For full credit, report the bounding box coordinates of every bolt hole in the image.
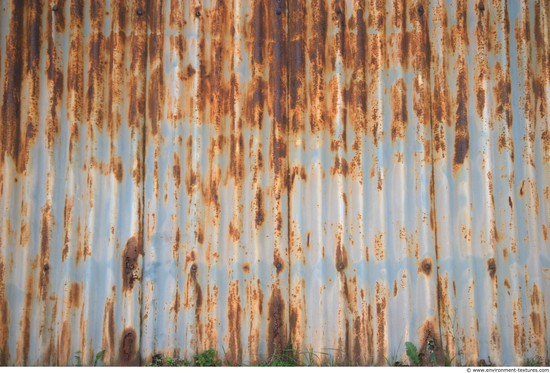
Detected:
[43,264,50,272]
[417,4,424,17]
[191,264,197,271]
[52,4,58,11]
[478,2,485,12]
[136,8,144,16]
[195,10,201,17]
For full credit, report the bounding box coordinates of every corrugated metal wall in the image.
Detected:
[0,0,548,366]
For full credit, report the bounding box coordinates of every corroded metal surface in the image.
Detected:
[0,0,147,365]
[0,0,549,367]
[140,0,289,365]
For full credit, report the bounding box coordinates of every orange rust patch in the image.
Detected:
[375,282,387,363]
[173,153,181,191]
[374,233,384,261]
[173,227,181,258]
[69,282,81,308]
[419,257,432,276]
[335,235,348,272]
[391,78,408,141]
[102,290,116,363]
[330,156,349,176]
[122,236,143,292]
[119,327,137,365]
[110,156,124,182]
[229,221,240,242]
[453,58,470,169]
[267,286,287,358]
[254,189,265,228]
[226,281,242,364]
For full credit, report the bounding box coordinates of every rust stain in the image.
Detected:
[391,78,408,142]
[335,234,348,272]
[102,289,116,364]
[453,58,470,169]
[375,282,386,364]
[419,257,432,276]
[119,327,138,365]
[487,258,496,279]
[62,197,73,262]
[39,204,51,300]
[122,236,143,292]
[267,286,287,358]
[226,281,242,364]
[374,233,384,261]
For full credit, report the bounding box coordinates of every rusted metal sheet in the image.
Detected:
[139,0,289,365]
[430,0,550,365]
[0,0,549,367]
[287,0,438,365]
[0,0,146,365]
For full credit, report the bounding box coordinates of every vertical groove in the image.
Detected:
[138,0,150,365]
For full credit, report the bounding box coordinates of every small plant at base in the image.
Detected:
[146,353,190,367]
[445,353,456,366]
[194,348,221,366]
[93,350,105,366]
[258,344,299,366]
[73,350,105,366]
[405,342,420,366]
[523,356,544,366]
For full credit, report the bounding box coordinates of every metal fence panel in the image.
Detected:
[139,0,289,365]
[430,0,550,365]
[0,0,146,365]
[0,0,548,367]
[287,0,438,365]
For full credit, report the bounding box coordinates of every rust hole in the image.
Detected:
[487,258,496,278]
[136,8,144,16]
[478,2,485,12]
[195,10,201,17]
[335,7,342,15]
[43,263,49,272]
[52,4,58,11]
[275,262,282,270]
[191,264,197,272]
[419,257,432,276]
[417,4,424,17]
[276,9,282,15]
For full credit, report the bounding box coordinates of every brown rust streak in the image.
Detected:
[267,286,287,358]
[308,0,328,133]
[226,281,242,364]
[122,236,143,292]
[391,78,408,142]
[102,288,116,364]
[62,197,73,262]
[1,0,40,174]
[119,327,138,365]
[39,204,52,300]
[86,1,106,130]
[453,55,470,169]
[147,1,164,136]
[375,282,387,364]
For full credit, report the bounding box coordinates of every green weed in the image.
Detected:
[405,341,420,366]
[193,348,221,367]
